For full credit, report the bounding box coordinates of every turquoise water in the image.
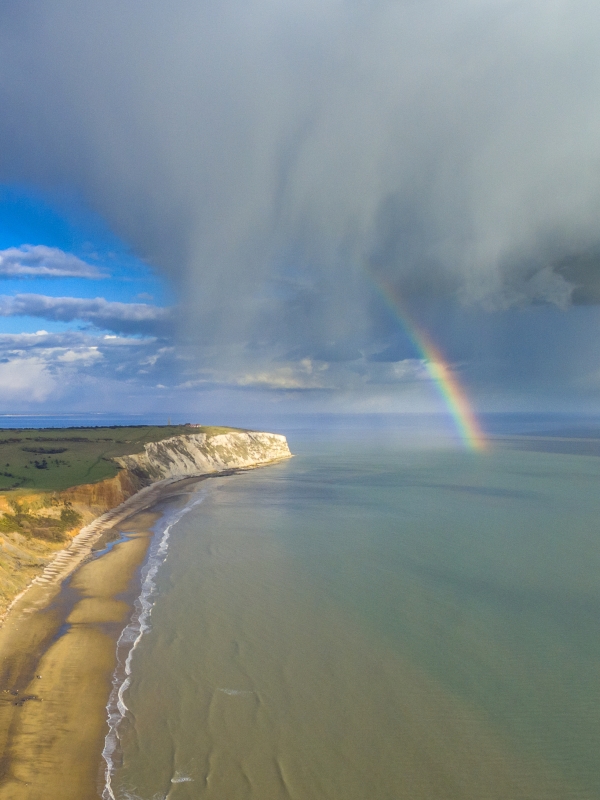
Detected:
[102,426,600,799]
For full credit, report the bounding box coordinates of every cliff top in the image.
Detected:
[0,424,246,494]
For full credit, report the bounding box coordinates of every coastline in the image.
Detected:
[0,430,292,797]
[0,456,291,629]
[0,474,207,799]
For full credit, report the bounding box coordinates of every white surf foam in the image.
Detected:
[171,772,194,783]
[101,490,206,800]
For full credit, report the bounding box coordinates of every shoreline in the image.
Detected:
[0,456,291,798]
[0,427,292,624]
[0,473,208,799]
[0,457,290,630]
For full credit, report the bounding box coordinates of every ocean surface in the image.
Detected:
[94,415,600,799]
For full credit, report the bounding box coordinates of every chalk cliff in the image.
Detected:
[0,430,291,616]
[113,430,291,482]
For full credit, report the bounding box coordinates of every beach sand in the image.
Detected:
[0,480,201,800]
[0,521,154,799]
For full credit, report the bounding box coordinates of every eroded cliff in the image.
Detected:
[113,431,291,482]
[0,429,291,615]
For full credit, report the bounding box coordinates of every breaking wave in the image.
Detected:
[101,490,206,800]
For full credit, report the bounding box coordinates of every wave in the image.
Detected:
[101,489,206,800]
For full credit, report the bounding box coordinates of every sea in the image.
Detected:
[6,412,600,799]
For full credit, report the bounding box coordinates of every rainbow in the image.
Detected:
[370,275,487,451]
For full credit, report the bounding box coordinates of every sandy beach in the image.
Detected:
[0,477,204,800]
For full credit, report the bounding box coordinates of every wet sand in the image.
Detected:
[0,479,202,800]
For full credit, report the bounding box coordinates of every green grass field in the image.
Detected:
[0,425,241,493]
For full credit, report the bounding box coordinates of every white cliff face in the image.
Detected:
[113,431,291,483]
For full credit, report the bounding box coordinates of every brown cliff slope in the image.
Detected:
[0,430,291,617]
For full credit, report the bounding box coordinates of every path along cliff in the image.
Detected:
[0,431,291,617]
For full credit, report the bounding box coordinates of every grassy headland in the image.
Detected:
[0,425,241,493]
[0,424,243,615]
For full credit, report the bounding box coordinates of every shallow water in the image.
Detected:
[103,425,600,799]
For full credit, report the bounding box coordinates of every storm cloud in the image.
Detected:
[0,0,599,406]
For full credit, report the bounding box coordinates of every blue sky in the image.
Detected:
[0,1,600,419]
[0,187,182,413]
[0,186,171,310]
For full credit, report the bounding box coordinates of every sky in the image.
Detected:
[0,0,600,421]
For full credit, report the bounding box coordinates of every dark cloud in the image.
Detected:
[1,4,599,303]
[0,294,172,336]
[555,252,600,305]
[0,1,600,408]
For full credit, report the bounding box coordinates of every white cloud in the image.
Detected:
[236,368,325,390]
[199,357,330,390]
[0,326,185,410]
[0,357,56,402]
[56,347,102,364]
[391,360,430,380]
[0,330,151,348]
[174,354,437,392]
[0,245,107,279]
[0,293,172,336]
